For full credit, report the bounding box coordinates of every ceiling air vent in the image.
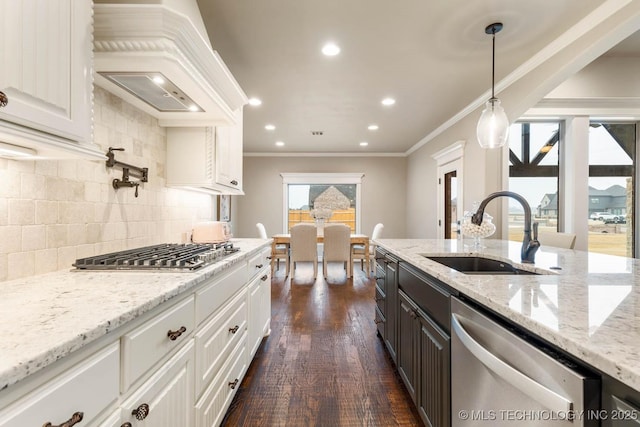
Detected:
[311,131,324,136]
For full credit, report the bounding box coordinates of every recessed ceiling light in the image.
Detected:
[152,76,165,85]
[248,97,262,106]
[381,98,396,106]
[368,124,379,131]
[188,105,199,112]
[359,142,369,147]
[322,43,340,56]
[265,124,276,131]
[275,141,285,147]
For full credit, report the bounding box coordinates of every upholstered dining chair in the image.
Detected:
[256,222,289,277]
[352,223,384,276]
[322,223,352,278]
[289,223,318,279]
[538,231,576,249]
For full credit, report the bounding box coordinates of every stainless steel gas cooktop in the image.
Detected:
[72,242,239,271]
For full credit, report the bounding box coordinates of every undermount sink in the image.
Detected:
[425,256,541,275]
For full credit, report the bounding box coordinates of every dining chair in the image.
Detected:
[322,223,352,278]
[256,223,289,276]
[538,231,576,249]
[289,223,318,279]
[352,223,384,276]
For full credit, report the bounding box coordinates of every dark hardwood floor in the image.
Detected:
[222,262,423,426]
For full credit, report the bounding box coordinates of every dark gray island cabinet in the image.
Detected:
[374,242,640,427]
[376,248,454,427]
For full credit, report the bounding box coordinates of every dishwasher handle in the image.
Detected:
[451,313,573,414]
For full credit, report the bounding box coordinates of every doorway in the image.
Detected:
[433,142,465,239]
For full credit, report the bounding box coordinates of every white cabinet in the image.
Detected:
[0,342,119,427]
[119,341,194,427]
[215,109,243,192]
[0,245,271,427]
[166,108,244,195]
[0,0,104,159]
[247,248,272,359]
[121,296,195,392]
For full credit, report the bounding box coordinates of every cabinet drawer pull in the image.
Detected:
[121,424,132,427]
[0,91,7,108]
[230,180,238,186]
[43,411,84,427]
[261,274,268,281]
[131,403,150,420]
[255,263,264,269]
[228,378,239,389]
[167,326,186,341]
[229,325,240,334]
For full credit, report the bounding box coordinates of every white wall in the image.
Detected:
[233,155,407,239]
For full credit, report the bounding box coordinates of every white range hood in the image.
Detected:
[93,0,247,127]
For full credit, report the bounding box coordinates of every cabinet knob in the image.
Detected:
[131,403,150,420]
[409,310,417,319]
[228,378,239,389]
[229,325,240,334]
[230,180,238,186]
[167,326,186,341]
[255,263,264,269]
[0,91,7,108]
[261,274,269,281]
[42,412,84,427]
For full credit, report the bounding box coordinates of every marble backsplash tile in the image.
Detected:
[0,87,214,282]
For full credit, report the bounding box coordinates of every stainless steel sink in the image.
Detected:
[424,256,541,275]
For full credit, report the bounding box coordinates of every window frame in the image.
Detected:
[280,173,364,233]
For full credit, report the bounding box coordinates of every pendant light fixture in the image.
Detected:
[477,22,509,149]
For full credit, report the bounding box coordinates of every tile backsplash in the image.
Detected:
[0,87,214,282]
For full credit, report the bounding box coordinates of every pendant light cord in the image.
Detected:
[491,28,496,100]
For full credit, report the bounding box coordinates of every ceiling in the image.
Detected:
[197,0,636,155]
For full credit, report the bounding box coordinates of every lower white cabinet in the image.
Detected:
[194,288,247,398]
[195,334,248,427]
[119,341,195,427]
[0,342,119,427]
[247,269,271,359]
[0,246,272,427]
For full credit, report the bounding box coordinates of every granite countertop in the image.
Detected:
[0,238,270,392]
[375,238,640,392]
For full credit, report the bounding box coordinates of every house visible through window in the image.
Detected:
[281,173,363,233]
[587,122,635,257]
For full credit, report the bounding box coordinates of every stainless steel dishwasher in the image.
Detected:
[451,297,600,426]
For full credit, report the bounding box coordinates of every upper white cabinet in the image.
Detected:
[0,0,104,159]
[215,109,243,192]
[166,109,244,195]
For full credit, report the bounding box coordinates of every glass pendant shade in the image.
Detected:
[476,98,509,149]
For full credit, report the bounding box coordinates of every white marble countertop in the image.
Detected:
[0,238,270,392]
[375,238,640,391]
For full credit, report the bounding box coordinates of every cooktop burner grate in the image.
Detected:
[72,243,239,271]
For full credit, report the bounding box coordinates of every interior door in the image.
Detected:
[436,156,463,239]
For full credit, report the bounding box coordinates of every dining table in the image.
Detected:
[271,233,370,274]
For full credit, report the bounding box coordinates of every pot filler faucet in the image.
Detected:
[471,191,540,264]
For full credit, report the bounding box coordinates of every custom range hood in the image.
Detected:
[93,0,247,127]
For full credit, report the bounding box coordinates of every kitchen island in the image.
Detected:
[0,238,271,426]
[375,238,640,393]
